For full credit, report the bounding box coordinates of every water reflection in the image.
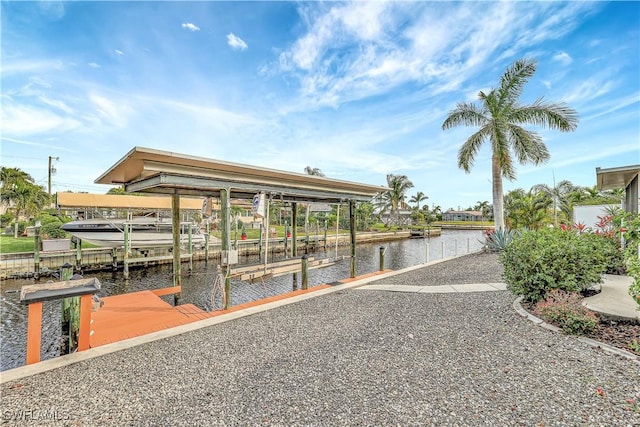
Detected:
[0,230,484,371]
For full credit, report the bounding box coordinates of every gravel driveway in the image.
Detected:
[2,253,639,426]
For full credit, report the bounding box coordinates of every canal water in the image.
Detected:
[0,230,485,371]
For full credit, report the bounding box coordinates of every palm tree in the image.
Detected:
[532,180,576,227]
[442,58,578,229]
[504,188,552,230]
[409,191,428,210]
[304,166,325,177]
[1,167,50,237]
[474,200,491,221]
[384,174,414,225]
[303,166,326,233]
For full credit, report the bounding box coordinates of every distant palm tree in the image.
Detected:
[442,58,578,229]
[409,191,428,210]
[304,166,325,177]
[384,174,414,225]
[474,200,491,221]
[303,166,326,232]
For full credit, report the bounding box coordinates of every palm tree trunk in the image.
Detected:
[492,156,505,230]
[13,210,20,238]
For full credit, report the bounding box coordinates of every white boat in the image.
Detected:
[61,218,207,248]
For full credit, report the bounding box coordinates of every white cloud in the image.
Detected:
[552,51,573,65]
[0,100,81,136]
[115,49,124,55]
[274,2,597,110]
[182,22,200,32]
[226,33,248,50]
[88,62,100,68]
[89,94,132,127]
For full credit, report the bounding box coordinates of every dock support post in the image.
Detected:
[123,223,130,280]
[349,200,356,278]
[188,224,193,273]
[33,222,41,279]
[111,247,118,271]
[291,202,298,289]
[204,222,210,262]
[379,246,385,271]
[220,188,231,309]
[258,223,263,261]
[284,221,289,259]
[75,238,82,270]
[171,193,181,305]
[26,302,43,364]
[61,263,79,354]
[301,254,309,290]
[425,242,430,264]
[324,221,328,251]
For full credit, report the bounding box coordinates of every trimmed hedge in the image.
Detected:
[500,228,621,302]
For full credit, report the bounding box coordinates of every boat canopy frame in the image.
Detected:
[94,147,388,307]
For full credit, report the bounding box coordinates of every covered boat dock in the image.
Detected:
[95,146,387,308]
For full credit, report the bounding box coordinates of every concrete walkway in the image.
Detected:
[357,282,507,293]
[583,274,639,321]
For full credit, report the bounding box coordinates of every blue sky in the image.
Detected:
[1,1,639,211]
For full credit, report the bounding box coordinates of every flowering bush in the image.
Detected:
[533,290,599,334]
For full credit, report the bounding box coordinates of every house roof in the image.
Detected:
[596,165,640,190]
[56,192,203,210]
[95,147,387,203]
[444,210,483,216]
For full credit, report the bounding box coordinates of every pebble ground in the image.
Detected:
[1,252,639,426]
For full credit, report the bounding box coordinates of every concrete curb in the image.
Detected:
[512,296,640,364]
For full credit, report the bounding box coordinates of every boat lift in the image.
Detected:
[94,147,388,309]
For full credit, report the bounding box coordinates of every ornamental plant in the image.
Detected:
[500,228,613,302]
[533,290,599,334]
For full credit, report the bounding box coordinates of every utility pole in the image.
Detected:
[48,156,59,195]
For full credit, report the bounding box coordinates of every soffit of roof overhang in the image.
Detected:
[95,147,387,203]
[596,165,640,191]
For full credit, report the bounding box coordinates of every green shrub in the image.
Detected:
[625,245,640,308]
[500,228,612,302]
[533,290,599,335]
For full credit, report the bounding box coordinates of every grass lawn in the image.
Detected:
[0,235,98,254]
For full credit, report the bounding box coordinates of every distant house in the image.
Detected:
[442,210,484,222]
[596,165,639,214]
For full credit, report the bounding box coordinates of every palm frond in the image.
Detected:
[511,100,579,131]
[507,125,549,165]
[457,126,490,172]
[442,102,488,130]
[497,58,537,105]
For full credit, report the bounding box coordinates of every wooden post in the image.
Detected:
[258,223,263,261]
[171,193,181,304]
[111,247,118,271]
[220,188,231,309]
[123,222,130,280]
[77,294,92,351]
[425,242,430,264]
[349,200,356,278]
[324,220,328,251]
[75,238,82,270]
[188,223,193,273]
[441,241,445,259]
[379,246,385,271]
[284,221,289,259]
[301,254,309,290]
[291,202,298,288]
[33,224,41,279]
[26,302,43,364]
[60,263,80,354]
[204,222,210,262]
